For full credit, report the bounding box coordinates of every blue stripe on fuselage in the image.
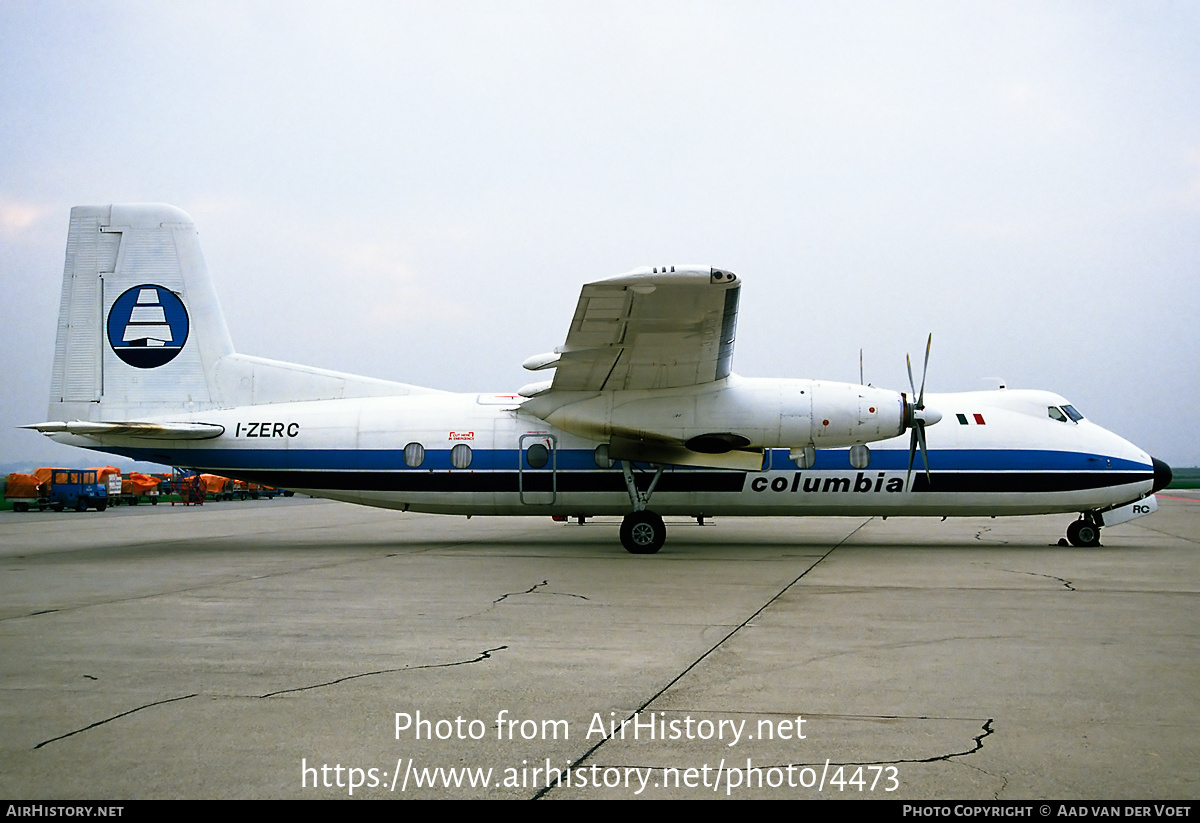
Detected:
[94,446,1151,474]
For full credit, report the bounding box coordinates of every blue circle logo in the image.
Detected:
[106,284,190,369]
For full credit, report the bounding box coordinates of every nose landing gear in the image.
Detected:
[1066,518,1101,547]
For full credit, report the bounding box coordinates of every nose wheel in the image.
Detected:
[1066,518,1101,547]
[620,510,666,554]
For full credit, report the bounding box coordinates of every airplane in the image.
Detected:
[24,204,1173,553]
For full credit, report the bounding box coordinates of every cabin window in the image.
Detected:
[450,443,473,469]
[1048,406,1068,422]
[403,442,425,468]
[525,443,549,469]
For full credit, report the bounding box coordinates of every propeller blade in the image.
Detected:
[906,427,918,491]
[905,422,933,492]
[904,334,934,491]
[918,334,931,405]
[917,420,930,480]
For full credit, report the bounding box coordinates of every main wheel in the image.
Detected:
[620,511,666,554]
[1066,519,1101,547]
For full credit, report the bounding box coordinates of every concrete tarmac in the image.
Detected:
[1,494,1197,799]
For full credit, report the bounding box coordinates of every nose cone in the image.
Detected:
[1152,457,1173,493]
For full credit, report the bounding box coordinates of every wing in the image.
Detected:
[535,266,740,392]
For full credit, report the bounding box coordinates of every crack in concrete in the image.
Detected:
[495,579,549,604]
[493,579,589,606]
[974,526,1007,544]
[33,693,198,750]
[259,645,508,697]
[1002,568,1075,591]
[916,717,995,764]
[33,646,507,748]
[540,717,997,797]
[599,717,996,773]
[460,579,590,620]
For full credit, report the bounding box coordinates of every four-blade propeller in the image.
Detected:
[904,334,942,491]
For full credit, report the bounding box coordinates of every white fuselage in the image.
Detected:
[56,387,1157,520]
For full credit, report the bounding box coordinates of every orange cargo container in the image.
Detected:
[5,473,45,511]
[117,472,162,504]
[199,474,232,499]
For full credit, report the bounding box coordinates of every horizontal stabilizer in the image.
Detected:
[22,420,225,440]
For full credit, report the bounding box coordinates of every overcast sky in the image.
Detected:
[2,1,1197,469]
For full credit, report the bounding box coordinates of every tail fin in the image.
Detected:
[50,205,234,421]
[47,204,436,425]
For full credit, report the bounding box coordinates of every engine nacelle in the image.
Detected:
[538,376,906,451]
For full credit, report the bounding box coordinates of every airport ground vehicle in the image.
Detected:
[42,468,108,512]
[5,468,110,512]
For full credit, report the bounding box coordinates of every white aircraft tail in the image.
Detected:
[48,204,435,424]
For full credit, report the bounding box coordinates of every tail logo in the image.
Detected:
[106,284,190,368]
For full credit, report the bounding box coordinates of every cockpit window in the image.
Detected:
[1048,406,1068,422]
[1062,405,1084,422]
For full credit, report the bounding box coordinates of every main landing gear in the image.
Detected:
[620,510,666,554]
[618,461,667,554]
[1065,517,1101,547]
